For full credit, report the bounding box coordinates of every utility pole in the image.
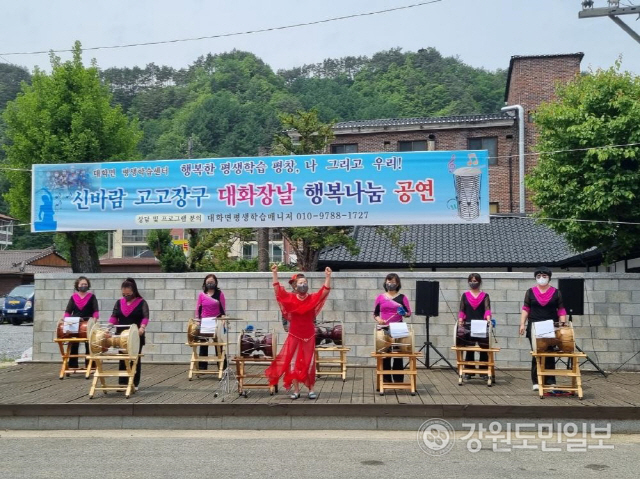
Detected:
[579,2,640,45]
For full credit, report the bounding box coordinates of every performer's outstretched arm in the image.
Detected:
[323,267,332,289]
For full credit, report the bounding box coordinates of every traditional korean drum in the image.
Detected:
[315,324,343,347]
[187,317,222,343]
[56,317,96,339]
[531,321,575,353]
[239,330,275,358]
[89,324,140,356]
[374,323,414,354]
[453,320,491,349]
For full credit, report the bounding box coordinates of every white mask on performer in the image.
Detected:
[536,277,549,286]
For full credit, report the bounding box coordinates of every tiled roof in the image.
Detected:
[0,247,71,274]
[333,113,514,130]
[318,217,589,268]
[100,258,159,266]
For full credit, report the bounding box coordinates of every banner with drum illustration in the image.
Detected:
[31,150,489,232]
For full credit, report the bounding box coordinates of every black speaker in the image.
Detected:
[415,281,439,317]
[558,278,584,316]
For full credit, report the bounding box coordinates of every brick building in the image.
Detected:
[329,53,584,214]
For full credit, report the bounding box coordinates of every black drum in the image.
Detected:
[315,324,343,346]
[240,332,274,357]
[454,320,490,349]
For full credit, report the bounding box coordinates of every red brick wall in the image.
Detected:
[506,55,582,211]
[332,125,520,213]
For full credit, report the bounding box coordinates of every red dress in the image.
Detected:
[265,283,330,389]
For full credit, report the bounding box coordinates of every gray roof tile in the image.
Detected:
[334,113,513,130]
[319,217,586,267]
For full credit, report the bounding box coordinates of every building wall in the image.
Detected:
[332,125,520,213]
[32,272,640,371]
[506,55,583,211]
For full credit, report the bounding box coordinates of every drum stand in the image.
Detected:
[315,346,349,381]
[417,315,456,371]
[563,315,607,377]
[186,339,227,380]
[211,319,239,402]
[54,337,94,379]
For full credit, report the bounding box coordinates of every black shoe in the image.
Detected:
[464,374,475,380]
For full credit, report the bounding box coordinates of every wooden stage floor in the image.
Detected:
[1,362,640,409]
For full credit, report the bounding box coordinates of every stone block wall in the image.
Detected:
[33,272,640,371]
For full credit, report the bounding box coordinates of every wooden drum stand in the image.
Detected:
[53,317,96,379]
[315,323,349,382]
[185,318,227,380]
[234,328,278,397]
[371,325,419,396]
[87,324,141,399]
[531,322,586,399]
[451,320,500,387]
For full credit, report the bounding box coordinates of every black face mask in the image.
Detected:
[296,284,308,294]
[206,282,216,290]
[386,282,398,291]
[78,286,89,293]
[123,294,134,301]
[468,282,480,290]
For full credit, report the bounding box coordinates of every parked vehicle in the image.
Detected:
[0,295,5,323]
[2,284,35,326]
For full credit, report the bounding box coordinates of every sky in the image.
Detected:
[1,0,639,75]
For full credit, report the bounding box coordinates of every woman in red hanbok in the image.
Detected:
[265,263,332,399]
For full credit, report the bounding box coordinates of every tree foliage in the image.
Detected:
[187,228,255,272]
[527,62,640,263]
[147,229,188,273]
[1,42,141,271]
[273,109,359,271]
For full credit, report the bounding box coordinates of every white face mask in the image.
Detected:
[536,277,549,286]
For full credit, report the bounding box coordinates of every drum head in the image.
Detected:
[86,318,96,340]
[375,328,391,353]
[127,325,140,356]
[187,318,198,343]
[89,326,111,355]
[263,333,273,358]
[556,324,575,353]
[331,324,343,346]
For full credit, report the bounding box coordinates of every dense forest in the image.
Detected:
[0,46,507,249]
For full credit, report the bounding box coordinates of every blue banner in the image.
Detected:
[31,150,489,232]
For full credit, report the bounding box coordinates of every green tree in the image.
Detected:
[1,42,141,272]
[527,62,640,263]
[187,228,254,272]
[0,63,31,111]
[146,229,188,272]
[272,109,358,271]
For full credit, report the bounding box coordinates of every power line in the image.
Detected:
[0,1,443,57]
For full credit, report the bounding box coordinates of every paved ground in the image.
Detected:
[1,430,638,478]
[0,323,32,361]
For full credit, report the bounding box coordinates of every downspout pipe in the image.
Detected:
[501,105,525,213]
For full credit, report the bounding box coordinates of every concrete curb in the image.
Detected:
[2,403,640,432]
